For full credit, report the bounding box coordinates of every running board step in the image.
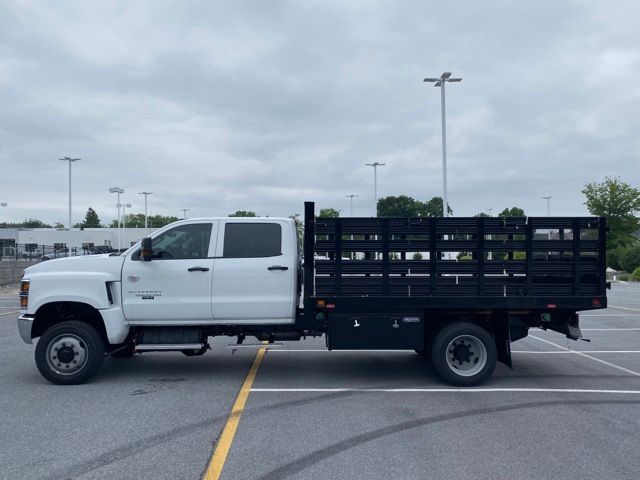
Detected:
[136,343,205,351]
[226,342,284,348]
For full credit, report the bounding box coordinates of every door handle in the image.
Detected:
[268,265,288,271]
[188,266,210,272]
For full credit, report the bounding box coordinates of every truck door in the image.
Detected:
[212,220,295,324]
[121,222,217,322]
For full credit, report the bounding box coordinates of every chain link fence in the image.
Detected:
[0,244,99,285]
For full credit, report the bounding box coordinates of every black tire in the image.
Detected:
[431,322,497,387]
[181,347,208,357]
[109,344,136,358]
[35,321,105,385]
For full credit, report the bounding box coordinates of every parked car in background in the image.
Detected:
[88,245,114,255]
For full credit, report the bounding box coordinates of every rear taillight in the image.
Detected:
[19,280,29,310]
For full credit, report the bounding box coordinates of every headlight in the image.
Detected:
[19,280,29,310]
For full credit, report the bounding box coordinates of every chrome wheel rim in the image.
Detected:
[445,334,487,377]
[45,334,88,375]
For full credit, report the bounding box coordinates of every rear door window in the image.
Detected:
[223,223,281,258]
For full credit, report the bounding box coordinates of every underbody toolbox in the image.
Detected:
[327,313,423,350]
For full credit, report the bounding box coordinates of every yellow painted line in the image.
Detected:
[203,346,267,480]
[609,305,640,313]
[0,310,18,317]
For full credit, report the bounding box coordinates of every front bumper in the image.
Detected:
[17,314,34,344]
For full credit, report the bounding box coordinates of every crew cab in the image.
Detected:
[17,202,608,386]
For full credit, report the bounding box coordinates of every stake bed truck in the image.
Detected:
[17,202,608,386]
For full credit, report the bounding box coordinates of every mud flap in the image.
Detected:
[567,313,587,341]
[495,314,512,368]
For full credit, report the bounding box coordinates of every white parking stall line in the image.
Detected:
[580,314,640,317]
[581,328,640,331]
[267,349,640,354]
[530,335,640,377]
[251,387,640,394]
[609,305,640,313]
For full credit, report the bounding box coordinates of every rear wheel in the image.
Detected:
[35,321,105,385]
[431,322,497,386]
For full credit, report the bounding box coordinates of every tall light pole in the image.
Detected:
[109,187,124,251]
[139,192,153,229]
[365,162,385,216]
[181,208,190,219]
[424,72,462,217]
[119,203,132,228]
[541,195,552,216]
[59,157,81,230]
[345,194,359,217]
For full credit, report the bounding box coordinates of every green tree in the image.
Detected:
[318,208,340,218]
[229,210,257,217]
[110,213,146,228]
[377,195,422,217]
[420,196,453,217]
[110,213,179,228]
[289,215,304,248]
[21,218,52,228]
[76,207,102,227]
[498,207,526,217]
[582,177,640,249]
[618,245,640,273]
[474,212,490,218]
[147,215,180,228]
[377,195,452,217]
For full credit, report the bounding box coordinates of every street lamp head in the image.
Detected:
[425,73,461,86]
[0,203,7,207]
[125,203,132,208]
[109,187,124,194]
[139,191,153,195]
[60,157,81,162]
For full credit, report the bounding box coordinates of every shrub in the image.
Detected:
[618,245,640,273]
[618,274,630,281]
[632,267,640,281]
[607,248,622,270]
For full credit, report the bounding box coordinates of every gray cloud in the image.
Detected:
[0,0,638,226]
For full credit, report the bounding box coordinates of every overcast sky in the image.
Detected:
[1,1,638,225]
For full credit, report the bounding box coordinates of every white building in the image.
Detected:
[0,227,154,254]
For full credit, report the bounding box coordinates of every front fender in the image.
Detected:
[27,272,114,314]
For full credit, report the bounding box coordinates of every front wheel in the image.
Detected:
[35,321,105,385]
[431,322,497,386]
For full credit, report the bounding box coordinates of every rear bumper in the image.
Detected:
[17,314,33,344]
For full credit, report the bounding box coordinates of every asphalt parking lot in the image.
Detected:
[1,283,639,480]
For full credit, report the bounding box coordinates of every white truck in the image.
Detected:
[17,202,607,386]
